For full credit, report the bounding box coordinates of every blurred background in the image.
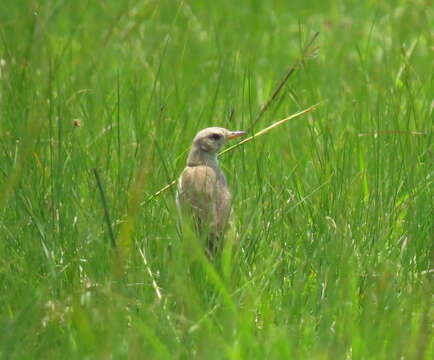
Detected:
[0,0,432,359]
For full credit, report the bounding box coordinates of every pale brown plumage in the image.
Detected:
[176,127,246,254]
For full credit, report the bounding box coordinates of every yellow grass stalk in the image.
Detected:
[145,102,321,203]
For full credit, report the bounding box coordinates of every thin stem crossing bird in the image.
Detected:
[176,127,246,256]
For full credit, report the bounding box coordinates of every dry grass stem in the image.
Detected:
[146,102,321,203]
[219,102,321,156]
[248,31,320,130]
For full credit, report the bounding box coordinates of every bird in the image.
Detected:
[176,127,246,256]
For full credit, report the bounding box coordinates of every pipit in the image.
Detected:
[176,127,246,255]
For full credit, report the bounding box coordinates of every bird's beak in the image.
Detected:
[227,131,247,140]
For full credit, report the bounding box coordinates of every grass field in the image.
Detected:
[0,0,432,359]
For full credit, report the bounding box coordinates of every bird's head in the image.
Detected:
[193,127,246,154]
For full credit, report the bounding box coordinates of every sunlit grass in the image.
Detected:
[0,0,432,359]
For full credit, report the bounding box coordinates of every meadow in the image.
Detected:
[0,0,432,359]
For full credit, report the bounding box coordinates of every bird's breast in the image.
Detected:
[177,165,231,224]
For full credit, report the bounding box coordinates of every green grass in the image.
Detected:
[0,0,432,359]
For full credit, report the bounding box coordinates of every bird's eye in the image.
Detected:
[209,133,222,140]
